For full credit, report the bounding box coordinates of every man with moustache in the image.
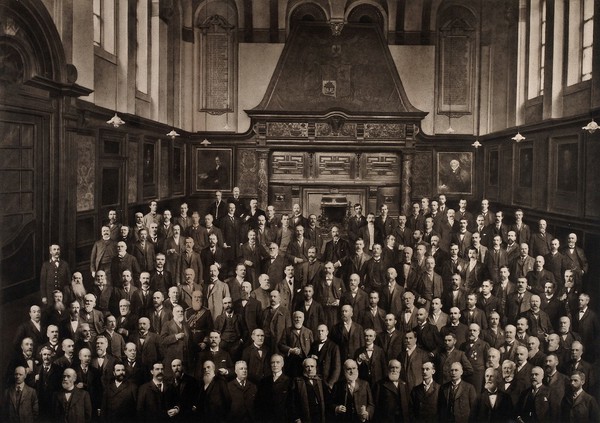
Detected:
[516,366,552,423]
[110,241,141,285]
[560,370,600,423]
[214,297,244,359]
[137,362,180,422]
[100,363,137,422]
[13,305,45,352]
[122,342,148,386]
[130,318,162,369]
[460,323,490,393]
[409,361,440,423]
[227,360,258,422]
[35,346,62,416]
[40,244,72,306]
[2,366,39,422]
[279,311,314,378]
[52,368,92,423]
[233,281,262,342]
[438,362,476,423]
[90,226,116,285]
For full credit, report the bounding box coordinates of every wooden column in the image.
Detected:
[401,150,414,215]
[257,149,269,209]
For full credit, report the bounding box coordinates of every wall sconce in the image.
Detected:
[511,132,526,142]
[582,118,599,134]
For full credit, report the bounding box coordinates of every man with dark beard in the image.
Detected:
[168,358,198,421]
[42,290,68,330]
[193,360,231,422]
[185,290,213,349]
[137,362,180,422]
[100,363,137,422]
[234,281,262,343]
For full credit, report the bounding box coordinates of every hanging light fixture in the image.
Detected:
[166,129,180,139]
[107,61,125,127]
[512,131,526,142]
[582,118,599,134]
[472,140,482,148]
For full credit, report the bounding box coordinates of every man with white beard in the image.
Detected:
[52,368,92,422]
[80,293,105,338]
[373,359,410,422]
[193,360,231,421]
[161,305,192,376]
[185,290,213,349]
[64,272,87,308]
[471,368,514,421]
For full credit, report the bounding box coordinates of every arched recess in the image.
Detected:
[0,0,90,300]
[346,1,388,36]
[287,0,330,34]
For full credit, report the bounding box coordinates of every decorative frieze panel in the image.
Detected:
[316,122,357,137]
[316,153,352,179]
[272,152,305,177]
[364,123,406,139]
[364,154,399,179]
[267,122,309,138]
[76,135,96,211]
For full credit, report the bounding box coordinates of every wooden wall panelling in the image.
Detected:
[75,135,96,212]
[512,141,533,208]
[142,138,158,199]
[584,131,600,219]
[413,150,433,198]
[547,134,582,215]
[269,185,293,214]
[171,141,185,196]
[160,141,170,199]
[128,139,139,204]
[237,148,259,195]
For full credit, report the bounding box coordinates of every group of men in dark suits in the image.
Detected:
[5,193,599,422]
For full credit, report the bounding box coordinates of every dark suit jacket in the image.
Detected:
[241,343,271,384]
[399,347,430,391]
[100,379,137,422]
[132,241,156,272]
[413,323,441,353]
[137,380,179,422]
[237,242,263,285]
[572,308,600,360]
[471,389,515,423]
[358,307,386,334]
[359,224,383,250]
[330,322,365,361]
[2,384,38,422]
[299,259,325,288]
[347,215,367,244]
[323,238,351,265]
[437,381,476,423]
[233,297,262,341]
[110,254,141,285]
[516,385,552,423]
[309,339,341,389]
[373,378,410,423]
[409,381,440,423]
[279,326,314,358]
[375,329,404,362]
[53,387,92,423]
[40,259,71,301]
[561,390,600,423]
[160,320,193,373]
[262,254,289,287]
[290,376,326,423]
[256,374,291,422]
[529,232,554,257]
[227,379,257,422]
[330,378,375,421]
[355,345,387,385]
[129,331,162,367]
[436,348,474,385]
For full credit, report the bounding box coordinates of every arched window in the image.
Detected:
[136,0,150,94]
[527,0,546,99]
[567,0,594,85]
[93,0,116,55]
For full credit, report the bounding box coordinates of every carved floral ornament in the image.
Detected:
[198,14,234,34]
[264,121,419,140]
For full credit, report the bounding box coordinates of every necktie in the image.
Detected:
[157,383,162,392]
[15,386,22,403]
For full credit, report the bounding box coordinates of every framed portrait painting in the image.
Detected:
[194,147,233,192]
[437,151,473,195]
